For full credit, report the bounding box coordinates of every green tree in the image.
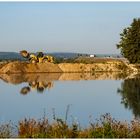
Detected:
[117,18,140,63]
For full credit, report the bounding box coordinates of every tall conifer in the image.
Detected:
[117,18,140,63]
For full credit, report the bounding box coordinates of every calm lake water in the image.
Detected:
[0,72,139,127]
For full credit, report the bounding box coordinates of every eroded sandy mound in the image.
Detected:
[0,61,62,74]
[0,61,137,74]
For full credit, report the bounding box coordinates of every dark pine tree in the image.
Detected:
[117,18,140,63]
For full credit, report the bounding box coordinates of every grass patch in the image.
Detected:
[0,122,16,138]
[1,113,140,138]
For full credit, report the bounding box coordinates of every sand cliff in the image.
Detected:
[0,61,138,74]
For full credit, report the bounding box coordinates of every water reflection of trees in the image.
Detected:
[20,81,54,95]
[118,78,140,117]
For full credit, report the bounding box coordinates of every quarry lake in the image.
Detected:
[0,72,139,127]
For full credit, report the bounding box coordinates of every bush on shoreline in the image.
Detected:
[1,113,140,138]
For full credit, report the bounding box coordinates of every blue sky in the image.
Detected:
[0,2,140,54]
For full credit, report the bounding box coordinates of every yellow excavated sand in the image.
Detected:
[0,61,62,74]
[0,61,138,74]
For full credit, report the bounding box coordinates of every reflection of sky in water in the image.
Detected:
[0,79,133,126]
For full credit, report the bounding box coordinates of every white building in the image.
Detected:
[89,54,95,57]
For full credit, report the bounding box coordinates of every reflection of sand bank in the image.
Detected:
[0,72,134,85]
[0,73,62,84]
[59,72,127,80]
